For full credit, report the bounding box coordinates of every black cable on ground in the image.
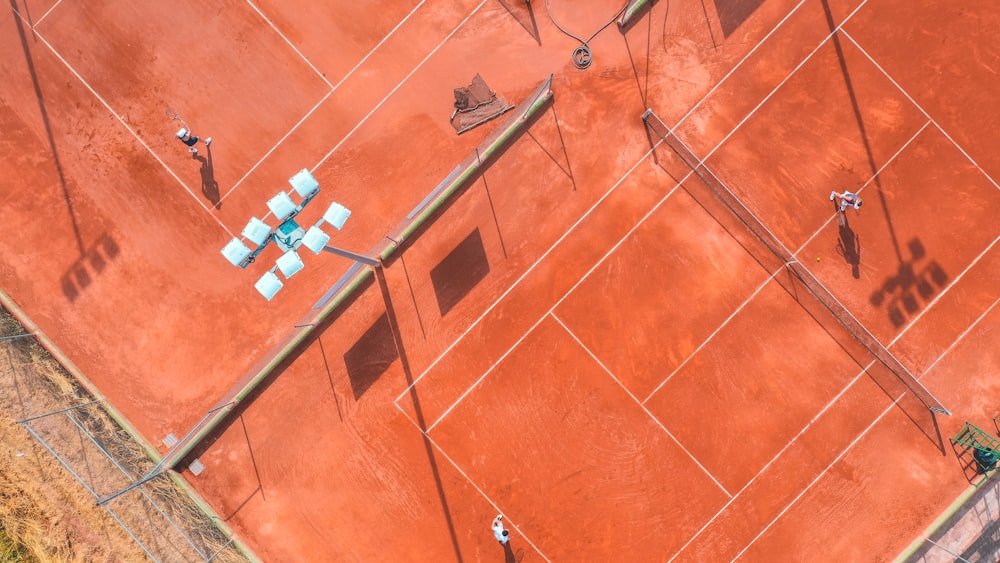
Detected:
[542,0,629,69]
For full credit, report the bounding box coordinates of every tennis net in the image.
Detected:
[642,108,950,416]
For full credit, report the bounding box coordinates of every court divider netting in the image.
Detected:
[641,108,950,416]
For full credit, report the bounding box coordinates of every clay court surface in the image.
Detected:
[3,0,1000,560]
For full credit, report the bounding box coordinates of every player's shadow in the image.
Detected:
[836,214,861,278]
[192,146,221,210]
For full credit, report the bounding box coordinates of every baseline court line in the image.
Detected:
[732,289,1000,560]
[668,0,809,133]
[422,428,552,562]
[312,0,489,171]
[641,269,782,405]
[33,0,64,26]
[245,0,333,88]
[843,29,1000,192]
[225,1,427,196]
[552,313,732,498]
[21,13,236,237]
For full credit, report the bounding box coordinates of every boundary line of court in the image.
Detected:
[552,312,735,498]
[657,118,935,560]
[33,0,64,26]
[311,0,489,171]
[667,0,810,133]
[419,174,686,431]
[244,0,333,88]
[17,11,237,238]
[665,361,876,561]
[221,89,334,201]
[423,431,552,562]
[732,288,1000,560]
[842,30,1000,192]
[395,0,857,404]
[224,0,429,196]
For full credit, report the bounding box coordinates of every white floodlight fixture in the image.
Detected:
[301,226,331,255]
[289,168,320,198]
[323,202,351,230]
[242,217,272,246]
[221,238,253,267]
[267,192,297,221]
[276,250,305,279]
[255,271,283,300]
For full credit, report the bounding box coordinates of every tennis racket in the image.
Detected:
[164,107,189,129]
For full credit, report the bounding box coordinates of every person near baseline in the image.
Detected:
[491,514,509,545]
[830,190,862,212]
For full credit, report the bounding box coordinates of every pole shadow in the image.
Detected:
[820,0,906,267]
[11,0,122,301]
[192,145,222,210]
[523,103,576,191]
[10,0,83,255]
[223,415,265,520]
[621,2,653,107]
[496,0,541,45]
[374,266,466,562]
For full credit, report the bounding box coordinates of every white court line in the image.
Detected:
[552,313,732,498]
[730,290,1000,561]
[404,0,856,419]
[220,89,334,202]
[422,174,687,430]
[21,15,235,238]
[729,402,894,561]
[668,0,809,132]
[665,363,875,561]
[393,0,814,406]
[393,145,667,407]
[641,269,782,405]
[244,0,333,88]
[842,29,1000,192]
[916,294,1000,378]
[33,0,64,26]
[885,234,1000,354]
[420,425,552,562]
[224,1,428,197]
[311,0,489,171]
[685,0,873,167]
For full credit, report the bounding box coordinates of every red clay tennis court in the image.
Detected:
[3,0,1000,560]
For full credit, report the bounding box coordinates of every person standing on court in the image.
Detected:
[830,190,862,212]
[491,514,509,545]
[176,127,212,154]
